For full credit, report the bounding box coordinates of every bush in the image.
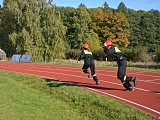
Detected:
[119,47,133,61]
[65,49,81,59]
[132,46,152,62]
[155,49,160,62]
[65,48,106,61]
[92,48,106,61]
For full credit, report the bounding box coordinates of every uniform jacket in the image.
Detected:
[78,50,93,62]
[103,46,126,62]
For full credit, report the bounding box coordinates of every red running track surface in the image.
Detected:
[0,61,160,117]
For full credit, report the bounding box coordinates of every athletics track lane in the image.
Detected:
[0,61,159,117]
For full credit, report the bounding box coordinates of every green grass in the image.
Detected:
[0,71,155,120]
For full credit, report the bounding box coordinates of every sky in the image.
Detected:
[0,0,160,11]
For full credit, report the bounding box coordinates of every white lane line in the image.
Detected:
[87,88,160,115]
[138,80,160,85]
[100,80,160,94]
[1,63,160,78]
[1,66,159,94]
[1,65,160,80]
[147,79,160,82]
[5,64,160,85]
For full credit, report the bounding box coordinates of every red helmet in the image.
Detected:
[105,40,113,46]
[83,43,89,49]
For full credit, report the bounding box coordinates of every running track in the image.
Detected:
[0,61,160,117]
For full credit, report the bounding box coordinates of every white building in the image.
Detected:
[0,49,6,60]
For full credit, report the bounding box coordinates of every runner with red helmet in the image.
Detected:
[78,43,99,85]
[103,39,137,91]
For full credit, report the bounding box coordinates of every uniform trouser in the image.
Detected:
[82,59,98,81]
[117,59,133,89]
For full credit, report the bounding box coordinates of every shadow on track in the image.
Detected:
[44,78,125,91]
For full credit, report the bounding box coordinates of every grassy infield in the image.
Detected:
[0,61,157,120]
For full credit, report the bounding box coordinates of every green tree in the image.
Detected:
[1,0,66,62]
[72,4,101,50]
[117,2,128,14]
[126,9,140,47]
[0,0,17,57]
[56,6,76,49]
[103,1,109,9]
[41,8,66,61]
[126,9,160,53]
[148,10,160,52]
[7,0,45,61]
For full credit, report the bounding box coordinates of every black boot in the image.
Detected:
[83,69,90,78]
[126,76,138,87]
[132,77,137,87]
[87,71,90,78]
[93,76,99,85]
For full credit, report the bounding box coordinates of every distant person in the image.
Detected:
[78,43,99,85]
[103,39,137,91]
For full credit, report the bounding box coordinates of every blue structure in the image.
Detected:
[20,54,32,63]
[11,54,21,62]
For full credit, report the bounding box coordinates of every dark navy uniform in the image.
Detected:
[78,49,99,85]
[103,46,137,91]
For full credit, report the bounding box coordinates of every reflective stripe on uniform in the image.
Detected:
[93,74,96,76]
[115,47,121,53]
[84,50,92,55]
[122,76,127,84]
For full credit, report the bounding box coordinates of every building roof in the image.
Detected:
[0,49,6,56]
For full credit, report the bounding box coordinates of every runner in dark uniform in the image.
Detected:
[103,39,137,91]
[78,43,99,85]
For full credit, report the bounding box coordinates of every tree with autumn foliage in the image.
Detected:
[89,7,130,47]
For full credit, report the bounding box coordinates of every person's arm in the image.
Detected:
[103,46,114,54]
[78,50,85,61]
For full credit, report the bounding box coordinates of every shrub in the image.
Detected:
[119,47,133,61]
[65,48,106,61]
[92,48,106,61]
[132,46,152,62]
[65,49,81,59]
[155,49,160,62]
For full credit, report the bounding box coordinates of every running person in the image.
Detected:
[78,43,99,85]
[103,39,137,91]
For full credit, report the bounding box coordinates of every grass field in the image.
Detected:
[0,70,155,120]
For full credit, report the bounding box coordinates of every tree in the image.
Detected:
[41,7,66,61]
[90,7,130,46]
[103,1,109,9]
[72,4,101,50]
[111,12,130,47]
[56,6,76,49]
[0,0,17,57]
[117,2,127,14]
[1,0,66,62]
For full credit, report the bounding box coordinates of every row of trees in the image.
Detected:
[0,0,66,62]
[0,0,160,62]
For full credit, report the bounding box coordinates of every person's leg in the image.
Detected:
[90,60,99,85]
[82,62,90,78]
[125,76,137,87]
[117,60,134,91]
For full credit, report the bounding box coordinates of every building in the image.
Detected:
[0,49,6,60]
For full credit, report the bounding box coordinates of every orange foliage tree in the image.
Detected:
[89,7,130,47]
